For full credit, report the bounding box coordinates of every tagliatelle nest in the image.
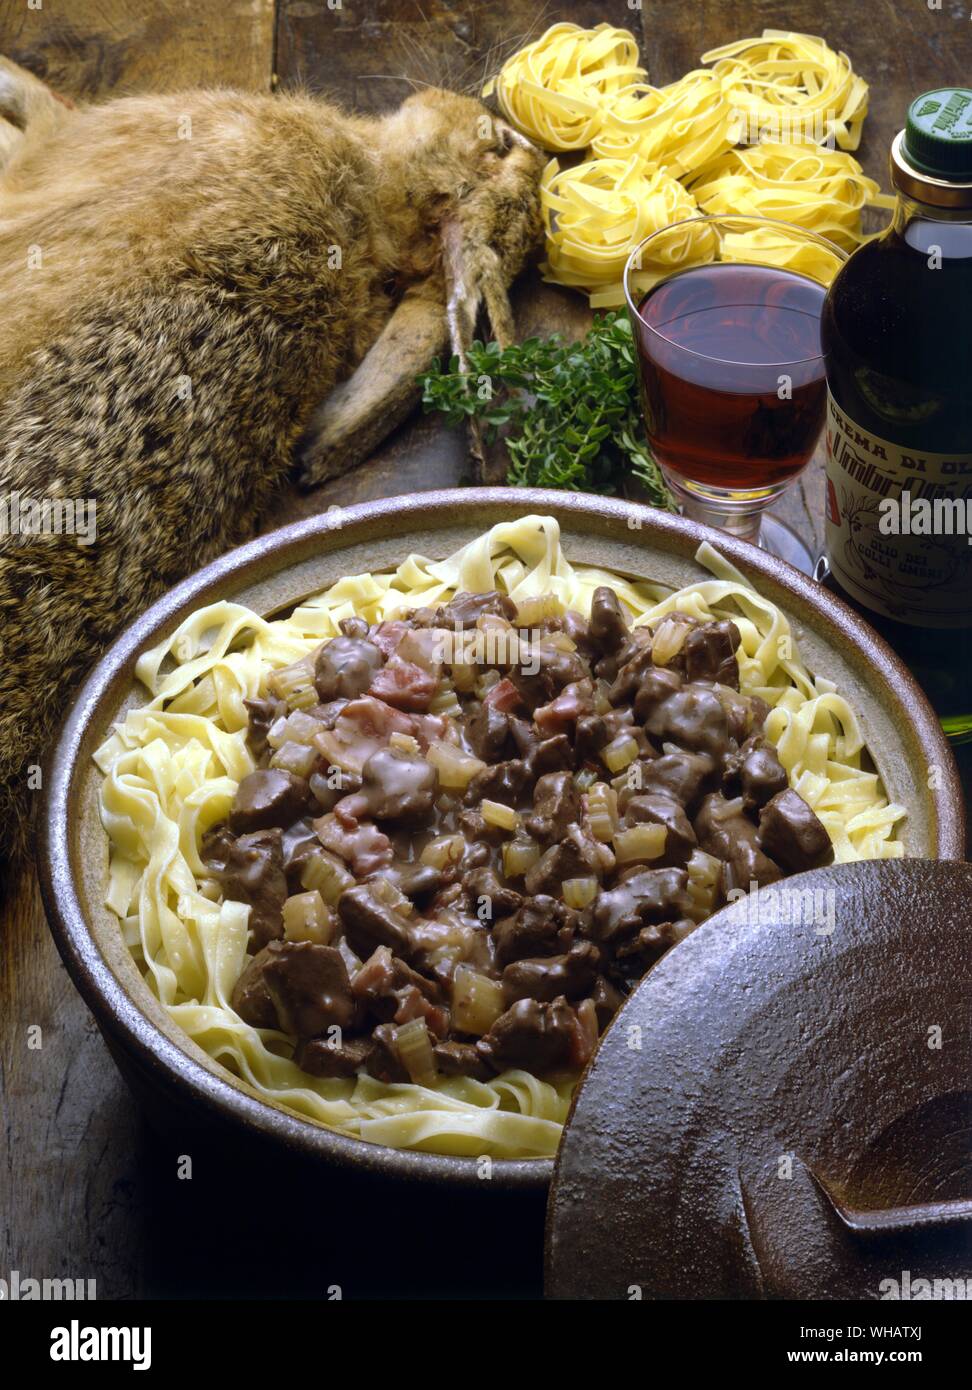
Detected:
[483,22,645,151]
[540,155,702,307]
[701,29,870,152]
[590,70,738,179]
[686,142,894,254]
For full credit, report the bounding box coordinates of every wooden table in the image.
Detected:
[1,0,967,1299]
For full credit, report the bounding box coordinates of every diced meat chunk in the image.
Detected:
[433,1040,492,1081]
[466,701,513,761]
[588,586,630,653]
[462,866,522,923]
[229,768,310,834]
[694,792,781,890]
[360,747,437,825]
[437,590,517,629]
[314,812,392,877]
[296,1035,374,1078]
[338,882,413,958]
[643,684,730,758]
[206,826,287,950]
[262,941,354,1038]
[230,945,280,1029]
[591,867,692,944]
[624,792,697,866]
[502,940,601,1004]
[243,696,285,761]
[534,680,594,737]
[526,735,574,777]
[757,789,834,872]
[366,1023,410,1083]
[524,771,580,844]
[464,758,532,808]
[724,738,789,809]
[477,997,589,1073]
[314,635,383,701]
[524,825,612,897]
[672,620,741,689]
[634,747,717,811]
[493,895,575,966]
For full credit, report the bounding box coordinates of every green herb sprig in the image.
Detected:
[419,311,673,508]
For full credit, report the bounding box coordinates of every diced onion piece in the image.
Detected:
[267,656,317,709]
[587,782,619,843]
[420,834,466,870]
[283,890,333,945]
[452,966,505,1036]
[686,848,722,920]
[270,740,319,778]
[389,732,421,755]
[370,877,409,911]
[602,733,639,773]
[481,799,520,832]
[594,680,613,715]
[282,709,326,746]
[545,631,577,653]
[574,767,598,793]
[613,823,666,864]
[300,849,354,903]
[475,670,501,699]
[427,740,485,790]
[651,614,692,666]
[266,715,290,750]
[393,1018,438,1087]
[514,593,565,626]
[450,658,478,693]
[563,876,599,910]
[503,836,541,878]
[429,684,462,718]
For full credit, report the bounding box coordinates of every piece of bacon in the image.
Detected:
[369,657,437,713]
[483,677,522,713]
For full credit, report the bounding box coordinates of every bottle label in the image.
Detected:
[824,389,972,627]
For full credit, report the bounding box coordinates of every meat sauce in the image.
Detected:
[202,587,833,1087]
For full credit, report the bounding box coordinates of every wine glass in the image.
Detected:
[623,214,847,569]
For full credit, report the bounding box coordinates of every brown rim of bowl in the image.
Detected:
[37,488,966,1190]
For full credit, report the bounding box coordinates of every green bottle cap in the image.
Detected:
[904,88,972,179]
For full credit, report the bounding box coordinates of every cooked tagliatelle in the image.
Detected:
[95,517,905,1160]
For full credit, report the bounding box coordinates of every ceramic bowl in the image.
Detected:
[38,488,965,1190]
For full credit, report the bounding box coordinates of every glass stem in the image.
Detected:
[677,496,763,547]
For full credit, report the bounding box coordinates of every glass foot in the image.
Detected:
[757,514,815,575]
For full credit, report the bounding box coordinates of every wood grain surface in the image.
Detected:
[1,0,968,1299]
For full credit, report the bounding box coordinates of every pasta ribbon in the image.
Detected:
[540,155,701,307]
[96,517,905,1159]
[688,142,894,255]
[483,22,645,151]
[591,70,738,178]
[701,29,870,152]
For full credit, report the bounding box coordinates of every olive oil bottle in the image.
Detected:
[820,89,972,741]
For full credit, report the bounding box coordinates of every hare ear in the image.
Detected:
[440,214,517,364]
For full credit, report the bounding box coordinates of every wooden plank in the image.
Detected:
[0,871,146,1298]
[2,0,276,98]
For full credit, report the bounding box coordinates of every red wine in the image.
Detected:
[633,263,827,489]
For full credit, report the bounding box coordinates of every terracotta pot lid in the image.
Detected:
[546,859,972,1299]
